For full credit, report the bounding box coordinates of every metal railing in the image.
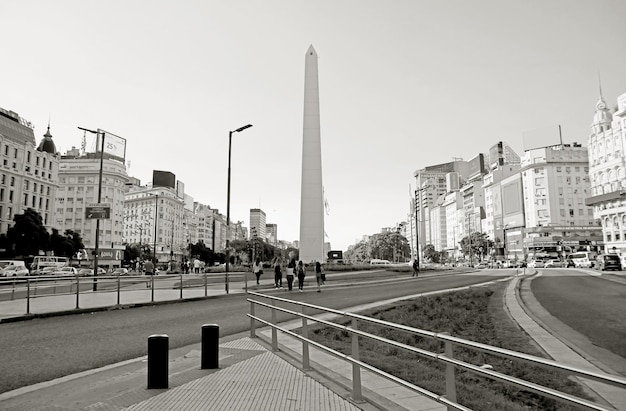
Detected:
[0,272,248,316]
[247,291,626,411]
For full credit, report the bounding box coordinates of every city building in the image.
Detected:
[521,143,602,258]
[585,91,626,263]
[123,175,186,265]
[412,160,470,260]
[0,107,59,234]
[250,208,266,241]
[57,148,129,267]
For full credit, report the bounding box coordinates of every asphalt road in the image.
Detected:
[0,270,510,394]
[530,269,626,360]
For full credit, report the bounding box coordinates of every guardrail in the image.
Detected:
[0,272,248,316]
[247,291,626,411]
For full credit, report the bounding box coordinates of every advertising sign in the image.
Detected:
[86,203,111,219]
[96,129,126,162]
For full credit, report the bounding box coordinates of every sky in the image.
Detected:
[2,0,626,251]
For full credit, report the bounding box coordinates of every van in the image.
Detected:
[568,252,597,268]
[370,259,391,265]
[596,254,622,271]
[0,260,27,270]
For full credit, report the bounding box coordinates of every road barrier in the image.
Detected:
[247,291,626,411]
[202,324,219,369]
[0,272,248,316]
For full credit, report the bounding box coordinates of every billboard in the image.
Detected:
[96,129,126,162]
[153,170,176,189]
[467,154,486,180]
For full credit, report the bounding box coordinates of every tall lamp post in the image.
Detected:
[78,126,104,291]
[153,194,159,264]
[225,124,253,293]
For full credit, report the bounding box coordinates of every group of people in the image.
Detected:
[253,257,324,292]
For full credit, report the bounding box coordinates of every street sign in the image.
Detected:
[86,203,111,219]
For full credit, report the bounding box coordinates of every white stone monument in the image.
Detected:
[299,45,325,263]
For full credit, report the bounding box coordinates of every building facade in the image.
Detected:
[57,150,129,267]
[0,107,59,234]
[585,91,626,264]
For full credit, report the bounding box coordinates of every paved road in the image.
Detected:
[0,270,508,394]
[529,268,626,376]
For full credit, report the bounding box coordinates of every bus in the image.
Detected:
[30,256,69,274]
[567,251,597,268]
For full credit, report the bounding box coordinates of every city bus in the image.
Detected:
[30,256,69,274]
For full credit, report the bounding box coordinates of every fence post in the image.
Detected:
[151,276,155,302]
[76,275,80,309]
[147,334,169,389]
[271,299,278,352]
[351,318,363,402]
[201,324,219,369]
[116,275,121,305]
[302,305,310,370]
[11,279,15,300]
[442,333,457,408]
[204,272,208,297]
[26,278,31,315]
[179,274,183,299]
[250,300,256,338]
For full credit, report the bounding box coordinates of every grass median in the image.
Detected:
[307,281,593,411]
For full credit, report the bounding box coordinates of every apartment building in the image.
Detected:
[0,107,59,233]
[521,144,602,258]
[250,208,266,241]
[57,148,129,266]
[585,91,626,263]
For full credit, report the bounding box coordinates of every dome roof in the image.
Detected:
[36,126,57,154]
[592,96,612,133]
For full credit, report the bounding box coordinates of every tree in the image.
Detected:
[7,209,50,257]
[50,229,84,259]
[459,232,493,262]
[423,244,440,263]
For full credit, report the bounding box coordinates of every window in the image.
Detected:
[569,209,574,217]
[557,166,562,172]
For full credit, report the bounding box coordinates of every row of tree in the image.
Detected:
[344,230,497,264]
[0,209,85,265]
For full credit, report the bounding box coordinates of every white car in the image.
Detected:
[52,267,79,276]
[0,265,30,277]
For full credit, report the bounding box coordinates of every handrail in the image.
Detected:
[247,291,626,411]
[0,272,248,316]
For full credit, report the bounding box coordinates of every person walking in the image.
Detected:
[144,259,155,288]
[286,259,295,291]
[273,259,283,288]
[412,259,419,277]
[315,261,323,291]
[296,260,306,292]
[253,257,263,285]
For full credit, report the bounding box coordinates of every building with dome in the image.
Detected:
[585,91,626,263]
[0,106,59,234]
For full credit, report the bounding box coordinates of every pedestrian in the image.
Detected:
[286,259,295,291]
[253,257,263,285]
[144,259,155,288]
[296,260,306,292]
[193,259,201,274]
[315,260,324,290]
[412,259,419,277]
[274,259,283,288]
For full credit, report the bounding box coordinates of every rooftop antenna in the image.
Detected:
[598,71,603,99]
[81,129,87,154]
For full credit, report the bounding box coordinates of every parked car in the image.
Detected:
[77,268,107,276]
[0,265,30,277]
[473,262,488,269]
[112,268,129,276]
[51,267,79,276]
[595,254,622,271]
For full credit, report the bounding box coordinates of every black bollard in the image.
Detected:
[201,324,219,369]
[147,334,169,389]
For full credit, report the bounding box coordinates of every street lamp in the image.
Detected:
[78,126,104,291]
[225,124,253,293]
[152,194,159,264]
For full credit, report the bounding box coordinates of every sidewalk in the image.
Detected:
[1,269,624,410]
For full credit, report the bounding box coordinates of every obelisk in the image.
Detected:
[299,45,325,264]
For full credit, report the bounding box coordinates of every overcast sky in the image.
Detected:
[2,0,626,251]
